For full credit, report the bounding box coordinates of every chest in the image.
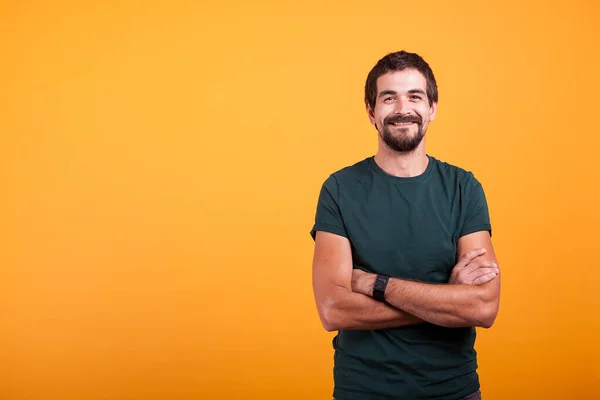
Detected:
[340,182,462,283]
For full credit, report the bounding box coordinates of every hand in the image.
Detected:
[351,268,376,296]
[449,248,499,285]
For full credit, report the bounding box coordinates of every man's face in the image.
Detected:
[367,69,437,153]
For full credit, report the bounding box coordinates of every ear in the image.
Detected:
[366,103,376,126]
[429,102,438,122]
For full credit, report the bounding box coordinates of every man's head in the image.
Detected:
[365,51,438,153]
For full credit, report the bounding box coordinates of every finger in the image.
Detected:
[471,272,498,285]
[455,248,487,268]
[464,260,498,275]
[451,264,495,285]
[468,267,497,278]
[454,254,492,271]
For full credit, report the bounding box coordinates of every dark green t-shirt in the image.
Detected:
[310,155,492,400]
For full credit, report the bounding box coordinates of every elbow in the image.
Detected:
[322,318,338,332]
[470,284,500,328]
[475,302,499,329]
[318,296,343,332]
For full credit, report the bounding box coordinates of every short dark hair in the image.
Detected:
[364,51,438,110]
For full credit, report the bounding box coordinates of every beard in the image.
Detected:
[379,114,426,153]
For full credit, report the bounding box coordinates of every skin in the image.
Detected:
[312,68,501,331]
[351,233,500,328]
[367,68,436,178]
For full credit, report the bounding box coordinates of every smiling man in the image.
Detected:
[310,51,500,400]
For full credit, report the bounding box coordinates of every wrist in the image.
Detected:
[361,273,377,297]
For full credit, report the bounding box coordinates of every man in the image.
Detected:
[310,51,500,400]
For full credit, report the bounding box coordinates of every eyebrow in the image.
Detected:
[407,89,426,96]
[378,89,426,98]
[378,90,397,98]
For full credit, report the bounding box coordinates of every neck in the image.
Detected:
[374,140,429,178]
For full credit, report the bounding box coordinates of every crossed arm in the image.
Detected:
[311,230,501,331]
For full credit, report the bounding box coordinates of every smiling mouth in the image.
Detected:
[389,122,416,126]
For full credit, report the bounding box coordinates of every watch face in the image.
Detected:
[373,274,389,302]
[375,275,388,289]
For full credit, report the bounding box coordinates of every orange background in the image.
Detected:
[1,1,599,399]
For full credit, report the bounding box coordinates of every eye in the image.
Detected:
[410,95,423,100]
[384,97,395,102]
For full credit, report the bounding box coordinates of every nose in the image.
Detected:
[394,97,411,115]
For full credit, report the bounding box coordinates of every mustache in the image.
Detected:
[384,114,422,125]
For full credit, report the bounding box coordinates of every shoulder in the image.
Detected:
[429,155,483,189]
[324,157,373,186]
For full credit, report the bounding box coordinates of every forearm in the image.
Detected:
[355,272,498,328]
[318,286,423,331]
[382,278,497,328]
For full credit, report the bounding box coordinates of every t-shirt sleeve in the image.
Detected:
[459,173,492,238]
[310,175,349,241]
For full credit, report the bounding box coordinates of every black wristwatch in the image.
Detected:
[373,273,390,302]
